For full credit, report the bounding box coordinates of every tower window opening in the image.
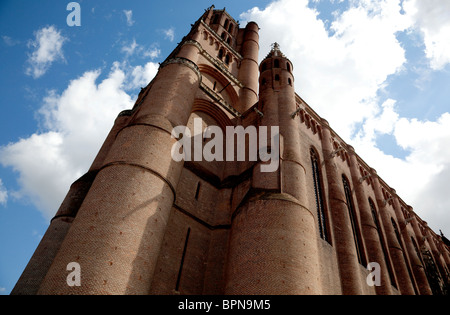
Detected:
[288,78,292,86]
[227,37,231,45]
[261,62,267,72]
[274,59,280,68]
[213,15,219,24]
[275,74,280,81]
[225,54,231,65]
[228,24,233,34]
[224,19,229,29]
[287,62,291,72]
[221,32,226,40]
[218,49,224,60]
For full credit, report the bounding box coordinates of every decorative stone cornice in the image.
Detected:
[200,82,242,118]
[118,109,134,117]
[159,56,202,83]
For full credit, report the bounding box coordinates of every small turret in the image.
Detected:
[259,43,294,92]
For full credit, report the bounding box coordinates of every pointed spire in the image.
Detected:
[264,42,287,60]
[271,42,281,52]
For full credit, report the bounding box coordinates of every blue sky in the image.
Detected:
[1,0,450,294]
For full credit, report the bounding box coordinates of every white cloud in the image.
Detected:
[0,61,158,219]
[163,27,175,42]
[121,39,161,60]
[359,99,400,140]
[122,39,139,57]
[129,62,159,89]
[123,10,135,27]
[25,26,67,79]
[404,0,450,70]
[2,35,19,47]
[0,179,7,206]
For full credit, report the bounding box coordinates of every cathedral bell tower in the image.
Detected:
[13,5,265,295]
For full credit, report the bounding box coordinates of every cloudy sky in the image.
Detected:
[1,0,450,294]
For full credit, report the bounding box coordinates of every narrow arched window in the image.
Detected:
[370,198,396,287]
[274,74,280,81]
[261,62,267,72]
[392,218,402,247]
[225,54,231,65]
[311,149,329,243]
[287,62,291,72]
[274,59,280,68]
[343,175,367,266]
[228,23,233,34]
[213,15,219,24]
[218,48,224,60]
[224,19,229,29]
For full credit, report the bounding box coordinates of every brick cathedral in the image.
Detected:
[13,6,450,295]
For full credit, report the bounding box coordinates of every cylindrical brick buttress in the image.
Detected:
[37,42,202,295]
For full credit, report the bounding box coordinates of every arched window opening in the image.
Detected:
[392,219,402,245]
[221,32,226,40]
[274,59,280,68]
[226,37,231,45]
[311,122,317,134]
[261,62,267,72]
[288,78,292,86]
[228,23,233,34]
[370,198,397,287]
[275,74,280,81]
[311,149,329,243]
[218,48,224,60]
[224,19,229,30]
[225,54,231,65]
[287,62,291,72]
[261,78,267,86]
[343,175,367,266]
[212,15,219,24]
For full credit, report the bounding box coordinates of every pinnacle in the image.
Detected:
[264,42,288,60]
